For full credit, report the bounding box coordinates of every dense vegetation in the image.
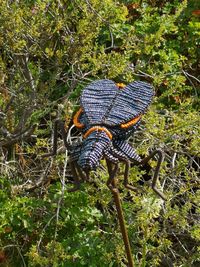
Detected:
[0,0,199,266]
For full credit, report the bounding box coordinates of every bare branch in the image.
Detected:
[11,158,53,194]
[0,124,36,148]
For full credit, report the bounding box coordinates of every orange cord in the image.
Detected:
[73,108,85,128]
[116,82,142,128]
[73,83,125,129]
[116,83,126,89]
[83,126,113,140]
[74,83,140,131]
[120,115,142,129]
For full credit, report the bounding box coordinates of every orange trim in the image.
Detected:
[120,115,142,129]
[73,108,85,128]
[83,126,112,140]
[116,83,126,89]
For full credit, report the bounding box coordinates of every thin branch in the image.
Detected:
[0,124,36,147]
[4,81,31,113]
[3,244,27,267]
[171,152,177,169]
[182,70,198,96]
[182,70,200,84]
[37,214,57,251]
[54,150,68,240]
[104,26,115,51]
[11,158,53,193]
[172,232,189,254]
[18,54,37,105]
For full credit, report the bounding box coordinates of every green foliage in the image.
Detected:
[0,0,199,266]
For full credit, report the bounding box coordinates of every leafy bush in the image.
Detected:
[0,0,199,266]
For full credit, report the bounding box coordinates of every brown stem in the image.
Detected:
[106,159,134,266]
